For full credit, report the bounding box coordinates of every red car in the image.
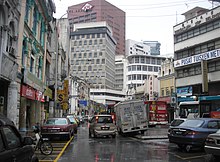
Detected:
[41,117,74,140]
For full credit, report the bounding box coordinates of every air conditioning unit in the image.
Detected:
[8,46,15,55]
[0,96,4,105]
[2,25,8,31]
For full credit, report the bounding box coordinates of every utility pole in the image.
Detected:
[54,13,68,117]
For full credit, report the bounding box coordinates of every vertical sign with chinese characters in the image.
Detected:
[201,60,208,93]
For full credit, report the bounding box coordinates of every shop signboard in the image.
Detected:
[21,85,35,100]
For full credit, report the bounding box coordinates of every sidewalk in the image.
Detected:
[135,125,169,140]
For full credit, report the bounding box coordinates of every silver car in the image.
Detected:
[89,115,117,138]
[204,129,220,159]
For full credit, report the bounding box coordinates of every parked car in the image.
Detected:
[89,114,117,138]
[168,118,220,152]
[204,129,220,159]
[66,115,78,133]
[0,114,38,162]
[169,118,187,128]
[41,117,74,140]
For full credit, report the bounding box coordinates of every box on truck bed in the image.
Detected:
[114,99,148,135]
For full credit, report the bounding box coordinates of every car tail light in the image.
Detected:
[61,127,69,132]
[206,137,215,144]
[187,131,198,135]
[95,116,99,123]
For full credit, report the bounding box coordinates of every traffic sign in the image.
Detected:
[170,96,176,107]
[57,93,64,102]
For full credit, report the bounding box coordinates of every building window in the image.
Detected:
[137,74,141,80]
[166,87,170,96]
[134,57,139,63]
[30,56,35,73]
[148,66,153,71]
[84,53,87,58]
[143,65,147,71]
[161,89,164,97]
[102,59,105,64]
[137,65,141,71]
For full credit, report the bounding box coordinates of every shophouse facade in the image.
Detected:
[157,58,175,122]
[0,0,20,127]
[18,0,55,132]
[173,6,220,113]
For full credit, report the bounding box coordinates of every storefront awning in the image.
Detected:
[199,95,220,101]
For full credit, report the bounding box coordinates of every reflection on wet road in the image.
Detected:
[58,124,216,162]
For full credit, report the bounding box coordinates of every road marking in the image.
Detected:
[39,136,74,162]
[54,136,74,162]
[168,151,206,160]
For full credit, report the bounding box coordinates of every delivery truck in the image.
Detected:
[145,100,168,126]
[114,99,148,135]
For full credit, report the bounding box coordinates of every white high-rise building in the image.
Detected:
[125,39,166,99]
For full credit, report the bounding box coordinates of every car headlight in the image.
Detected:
[206,137,215,144]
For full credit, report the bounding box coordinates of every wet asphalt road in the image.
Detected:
[58,123,218,162]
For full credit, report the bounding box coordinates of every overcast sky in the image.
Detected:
[54,0,217,56]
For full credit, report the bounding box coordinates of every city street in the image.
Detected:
[56,123,217,162]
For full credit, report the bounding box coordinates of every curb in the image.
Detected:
[135,135,168,140]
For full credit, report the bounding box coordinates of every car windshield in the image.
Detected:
[97,116,113,123]
[216,129,220,133]
[67,117,77,124]
[179,119,204,128]
[171,119,186,126]
[45,119,67,125]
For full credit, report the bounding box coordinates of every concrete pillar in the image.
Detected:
[30,101,36,129]
[7,81,19,128]
[41,103,45,124]
[49,101,54,117]
[19,97,26,132]
[35,101,41,124]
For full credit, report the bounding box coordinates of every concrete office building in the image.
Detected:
[115,55,127,92]
[67,0,125,55]
[70,21,116,89]
[173,6,220,110]
[70,21,125,109]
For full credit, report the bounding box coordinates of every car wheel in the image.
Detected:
[66,132,71,140]
[112,134,116,138]
[74,129,77,134]
[93,130,97,138]
[213,155,220,160]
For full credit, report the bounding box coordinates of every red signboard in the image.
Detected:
[21,85,35,100]
[211,111,220,119]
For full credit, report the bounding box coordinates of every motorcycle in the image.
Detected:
[32,125,53,155]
